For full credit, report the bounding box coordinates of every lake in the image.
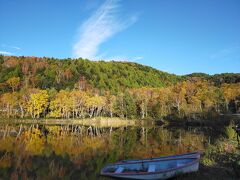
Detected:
[0,119,228,179]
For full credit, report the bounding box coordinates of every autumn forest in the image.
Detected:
[0,55,239,120]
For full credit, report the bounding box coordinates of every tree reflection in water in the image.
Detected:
[0,124,207,179]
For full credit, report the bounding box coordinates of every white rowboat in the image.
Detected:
[101,152,201,179]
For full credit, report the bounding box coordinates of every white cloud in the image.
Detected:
[0,51,13,55]
[1,44,21,50]
[103,55,129,61]
[72,0,138,59]
[131,56,144,61]
[11,46,21,50]
[101,55,143,62]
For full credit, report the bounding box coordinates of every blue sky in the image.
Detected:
[0,0,240,75]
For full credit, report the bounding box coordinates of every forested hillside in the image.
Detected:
[185,73,240,85]
[0,55,239,120]
[0,56,180,93]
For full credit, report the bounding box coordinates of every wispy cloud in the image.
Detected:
[131,56,144,61]
[72,0,138,59]
[102,55,144,62]
[0,51,13,55]
[1,44,21,50]
[11,46,21,50]
[210,46,240,59]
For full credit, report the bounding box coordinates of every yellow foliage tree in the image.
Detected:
[70,90,88,118]
[27,90,49,118]
[6,76,20,92]
[86,96,105,118]
[105,92,116,117]
[171,82,187,115]
[0,92,18,118]
[221,83,240,111]
[49,90,73,118]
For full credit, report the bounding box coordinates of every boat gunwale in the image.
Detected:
[101,157,199,176]
[108,152,201,167]
[116,151,201,164]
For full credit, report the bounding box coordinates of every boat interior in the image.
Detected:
[102,158,197,174]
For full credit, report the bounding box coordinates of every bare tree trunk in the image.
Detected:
[3,125,8,139]
[234,100,238,113]
[7,104,10,118]
[16,124,22,139]
[225,100,229,112]
[19,105,24,118]
[146,104,148,118]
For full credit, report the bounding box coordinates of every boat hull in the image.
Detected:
[105,160,199,180]
[101,152,201,180]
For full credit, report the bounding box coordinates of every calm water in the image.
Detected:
[0,120,213,179]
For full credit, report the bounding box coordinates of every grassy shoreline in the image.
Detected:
[181,124,240,179]
[0,117,155,127]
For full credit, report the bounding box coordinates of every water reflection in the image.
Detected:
[0,123,207,179]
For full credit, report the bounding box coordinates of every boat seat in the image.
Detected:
[148,165,156,172]
[177,162,185,167]
[115,167,124,173]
